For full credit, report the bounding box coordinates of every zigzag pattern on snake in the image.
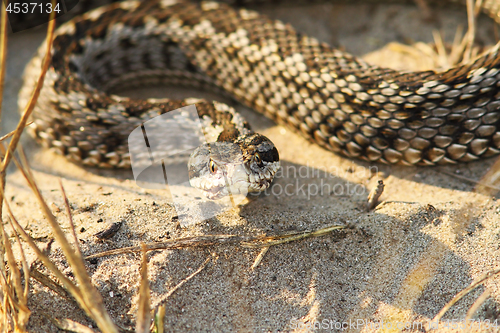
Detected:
[19,0,500,174]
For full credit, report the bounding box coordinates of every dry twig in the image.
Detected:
[136,245,152,333]
[42,313,97,333]
[152,255,212,310]
[433,267,500,323]
[85,224,347,259]
[466,289,491,321]
[367,180,385,211]
[251,246,270,269]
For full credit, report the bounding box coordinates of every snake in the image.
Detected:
[18,0,500,198]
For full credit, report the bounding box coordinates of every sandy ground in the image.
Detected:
[4,2,500,332]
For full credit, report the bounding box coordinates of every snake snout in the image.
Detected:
[188,134,280,199]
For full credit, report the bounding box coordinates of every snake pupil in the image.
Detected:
[254,153,261,165]
[209,160,217,174]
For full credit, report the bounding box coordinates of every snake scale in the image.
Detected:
[17,0,500,196]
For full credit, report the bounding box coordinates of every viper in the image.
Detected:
[19,0,500,198]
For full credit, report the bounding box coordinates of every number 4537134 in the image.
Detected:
[6,2,61,14]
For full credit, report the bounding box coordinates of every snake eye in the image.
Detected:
[254,153,261,164]
[209,159,218,174]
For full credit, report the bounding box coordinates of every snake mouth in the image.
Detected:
[204,186,227,200]
[193,177,251,200]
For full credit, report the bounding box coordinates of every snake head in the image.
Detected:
[188,133,280,200]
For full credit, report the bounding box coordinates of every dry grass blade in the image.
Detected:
[0,244,30,332]
[240,224,346,248]
[0,217,31,331]
[466,289,491,320]
[431,30,448,69]
[0,2,11,331]
[136,244,151,333]
[150,256,212,332]
[29,267,74,302]
[432,267,500,322]
[0,250,5,332]
[0,213,30,331]
[7,216,31,329]
[433,0,482,69]
[153,305,166,333]
[43,314,97,333]
[85,235,249,259]
[0,0,8,118]
[14,149,118,333]
[86,224,347,259]
[5,192,119,332]
[0,6,57,328]
[151,255,212,310]
[0,4,55,178]
[449,24,465,65]
[59,180,82,257]
[448,27,469,66]
[10,223,30,304]
[4,198,89,323]
[0,269,22,330]
[463,0,476,62]
[0,121,32,143]
[251,246,270,269]
[0,144,118,331]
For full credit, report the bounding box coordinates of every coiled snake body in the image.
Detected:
[18,0,500,195]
